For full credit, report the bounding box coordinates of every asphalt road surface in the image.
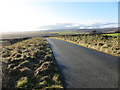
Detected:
[46,38,118,88]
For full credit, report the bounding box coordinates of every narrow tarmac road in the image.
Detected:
[46,38,118,88]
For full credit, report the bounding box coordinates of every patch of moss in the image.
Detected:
[16,77,32,88]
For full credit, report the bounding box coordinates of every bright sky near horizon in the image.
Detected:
[0,0,118,33]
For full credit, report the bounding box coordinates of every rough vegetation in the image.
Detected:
[1,38,30,48]
[53,34,120,57]
[2,37,63,89]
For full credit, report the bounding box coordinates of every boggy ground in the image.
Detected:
[53,35,120,57]
[2,37,63,89]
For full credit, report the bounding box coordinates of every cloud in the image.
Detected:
[39,22,118,30]
[0,0,118,33]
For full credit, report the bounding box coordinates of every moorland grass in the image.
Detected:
[52,35,119,57]
[102,33,120,36]
[2,37,63,89]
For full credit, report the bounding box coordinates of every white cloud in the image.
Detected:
[102,23,118,28]
[39,22,118,30]
[0,0,118,33]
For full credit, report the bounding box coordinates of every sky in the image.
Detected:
[0,0,119,33]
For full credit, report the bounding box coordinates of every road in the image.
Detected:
[46,38,118,88]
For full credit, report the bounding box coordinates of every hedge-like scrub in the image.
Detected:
[2,37,63,89]
[53,35,119,57]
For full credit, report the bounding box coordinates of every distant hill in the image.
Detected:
[2,27,119,39]
[40,27,118,34]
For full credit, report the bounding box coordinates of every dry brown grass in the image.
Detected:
[2,37,63,89]
[53,35,119,57]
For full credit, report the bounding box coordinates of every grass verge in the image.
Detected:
[2,37,63,89]
[51,35,119,57]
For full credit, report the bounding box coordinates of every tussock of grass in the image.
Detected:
[53,35,119,57]
[16,77,32,88]
[2,37,63,89]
